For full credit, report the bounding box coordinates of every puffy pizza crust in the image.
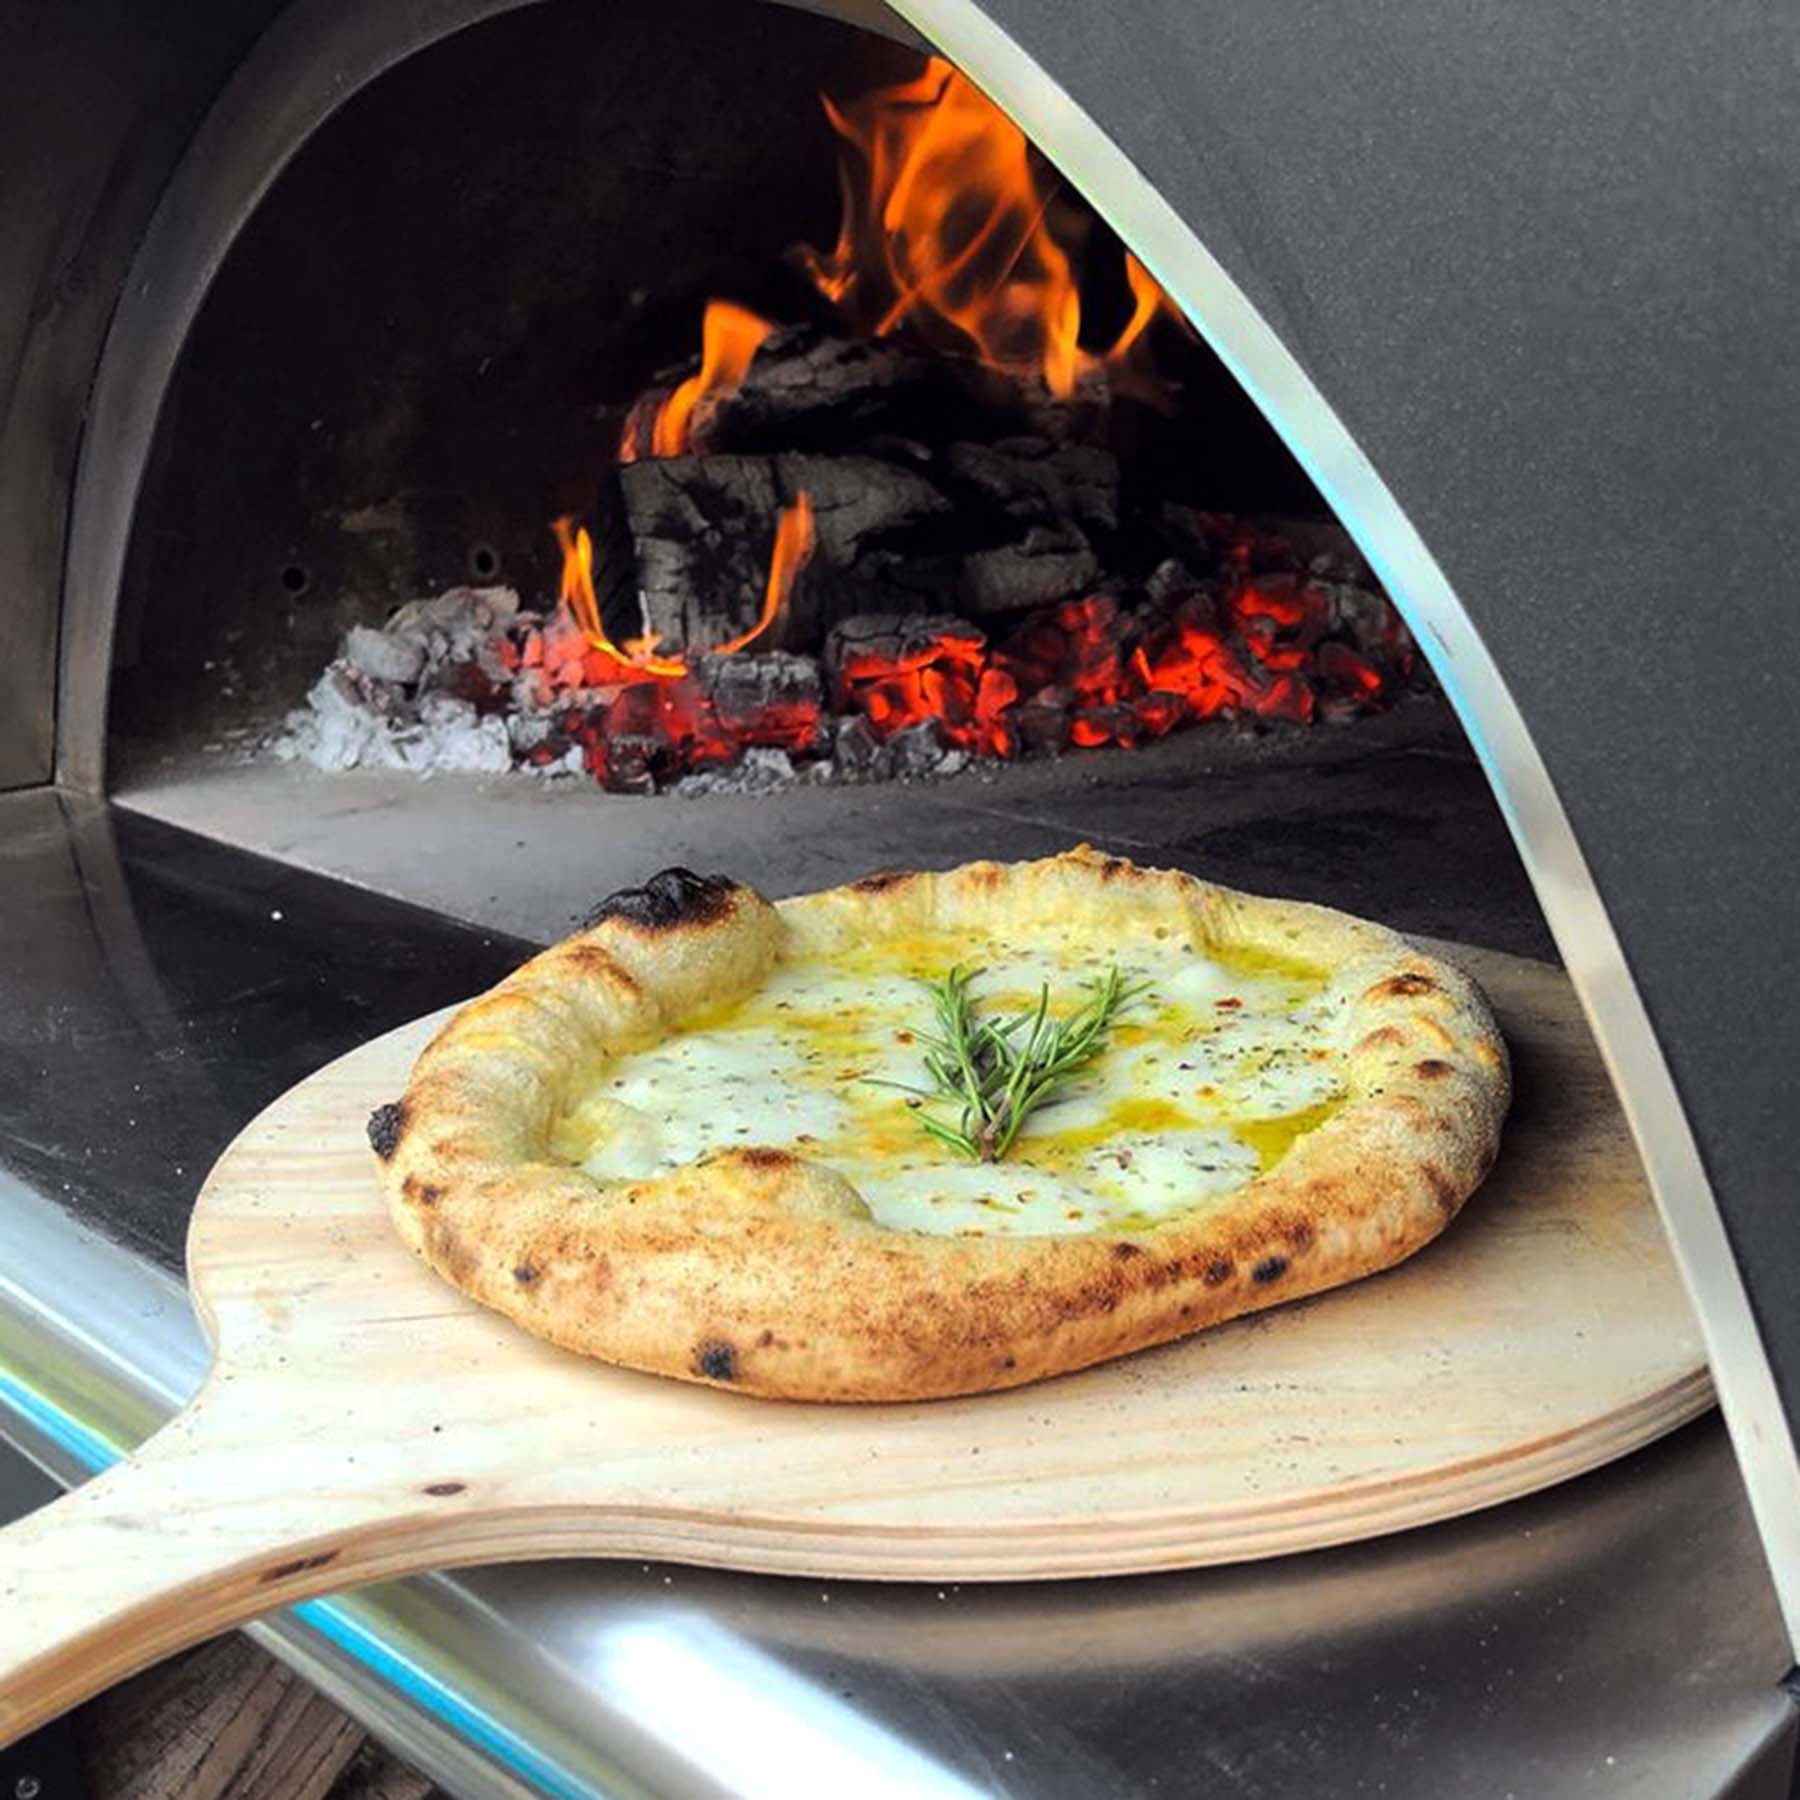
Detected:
[372,849,1510,1401]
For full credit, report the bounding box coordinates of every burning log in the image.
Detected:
[616,433,1120,652]
[624,327,948,461]
[690,650,825,749]
[617,451,950,653]
[619,323,1099,464]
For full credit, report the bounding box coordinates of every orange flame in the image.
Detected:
[552,493,815,673]
[553,516,687,675]
[800,57,1184,397]
[712,491,818,656]
[637,299,777,461]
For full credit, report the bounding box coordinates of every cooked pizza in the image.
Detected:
[369,849,1509,1401]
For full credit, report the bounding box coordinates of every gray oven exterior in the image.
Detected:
[2,0,1798,1785]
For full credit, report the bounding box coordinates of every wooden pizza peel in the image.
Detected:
[0,942,1711,1742]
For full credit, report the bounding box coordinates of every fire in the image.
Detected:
[551,491,816,676]
[800,57,1184,397]
[712,491,817,655]
[617,54,1186,465]
[551,516,686,677]
[624,299,777,463]
[513,516,1410,791]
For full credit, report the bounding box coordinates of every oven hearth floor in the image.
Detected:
[113,701,1554,959]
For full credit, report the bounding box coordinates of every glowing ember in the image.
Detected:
[800,57,1184,397]
[283,518,1415,790]
[521,517,1414,785]
[823,578,1389,759]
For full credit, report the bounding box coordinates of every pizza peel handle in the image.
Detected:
[0,1376,450,1746]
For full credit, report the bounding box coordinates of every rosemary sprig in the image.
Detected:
[874,963,1147,1162]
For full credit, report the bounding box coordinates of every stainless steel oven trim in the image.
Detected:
[874,0,1800,1653]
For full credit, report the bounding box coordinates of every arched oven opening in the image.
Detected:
[96,0,1543,955]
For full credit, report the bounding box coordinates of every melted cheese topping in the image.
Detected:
[551,925,1346,1238]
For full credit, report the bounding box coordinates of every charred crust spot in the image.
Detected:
[1111,1241,1145,1261]
[425,1217,476,1285]
[261,1549,340,1584]
[738,1146,798,1172]
[1423,1164,1460,1214]
[1001,1354,1017,1369]
[512,1263,540,1285]
[424,1481,466,1497]
[1203,1258,1235,1287]
[1252,1254,1289,1285]
[582,867,734,932]
[1369,971,1440,1000]
[563,943,624,976]
[1100,857,1130,881]
[1289,1222,1317,1255]
[852,868,917,893]
[367,1100,407,1161]
[1415,1059,1455,1081]
[757,1328,776,1347]
[401,1173,442,1209]
[697,1339,738,1382]
[1355,1025,1407,1054]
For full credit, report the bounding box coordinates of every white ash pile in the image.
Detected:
[263,584,978,792]
[269,587,576,777]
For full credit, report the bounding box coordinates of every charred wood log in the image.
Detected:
[618,324,1106,463]
[616,435,1121,651]
[616,451,953,652]
[689,649,824,738]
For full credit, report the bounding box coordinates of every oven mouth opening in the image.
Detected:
[104,0,1446,806]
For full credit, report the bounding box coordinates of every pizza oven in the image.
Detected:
[4,0,1798,1793]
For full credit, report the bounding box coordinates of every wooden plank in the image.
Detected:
[0,944,1711,1742]
[71,1634,417,1800]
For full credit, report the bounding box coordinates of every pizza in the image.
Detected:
[369,848,1509,1401]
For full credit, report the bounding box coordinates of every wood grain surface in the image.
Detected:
[70,1634,442,1800]
[0,943,1710,1744]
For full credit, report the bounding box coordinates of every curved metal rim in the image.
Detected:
[874,0,1800,1651]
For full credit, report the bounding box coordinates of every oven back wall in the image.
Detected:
[111,0,917,731]
[0,0,286,789]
